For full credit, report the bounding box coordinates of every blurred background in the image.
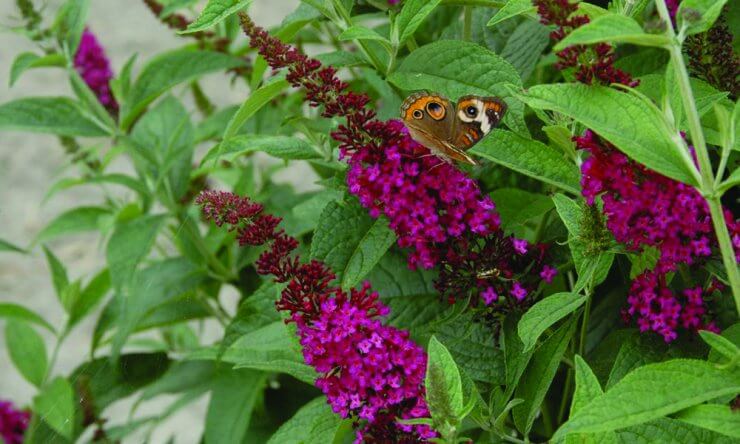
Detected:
[0,1,300,442]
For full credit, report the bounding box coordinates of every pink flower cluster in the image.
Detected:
[626,270,721,341]
[74,29,117,113]
[578,131,739,341]
[298,284,434,443]
[197,191,435,442]
[347,121,500,269]
[0,400,29,444]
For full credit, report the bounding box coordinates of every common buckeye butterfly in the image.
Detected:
[400,92,507,165]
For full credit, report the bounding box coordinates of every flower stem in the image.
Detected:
[463,6,473,41]
[656,0,740,312]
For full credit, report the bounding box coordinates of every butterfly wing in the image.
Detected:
[400,92,458,158]
[451,96,507,151]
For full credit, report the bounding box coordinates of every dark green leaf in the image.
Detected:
[183,0,254,34]
[436,315,506,385]
[68,269,110,329]
[42,246,69,301]
[490,188,554,235]
[554,359,740,439]
[617,417,736,443]
[518,84,701,186]
[513,317,576,434]
[572,355,603,415]
[221,282,281,354]
[0,97,111,137]
[487,0,535,27]
[518,292,585,352]
[500,20,550,82]
[311,200,396,290]
[221,78,289,141]
[33,377,74,440]
[205,368,267,444]
[502,314,533,400]
[5,320,47,387]
[471,130,581,193]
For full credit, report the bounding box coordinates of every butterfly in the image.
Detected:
[400,92,507,165]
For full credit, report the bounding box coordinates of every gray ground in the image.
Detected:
[0,1,301,442]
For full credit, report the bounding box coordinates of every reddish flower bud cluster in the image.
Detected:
[578,131,739,341]
[197,190,435,442]
[685,12,739,99]
[74,29,118,113]
[534,0,637,87]
[0,400,29,444]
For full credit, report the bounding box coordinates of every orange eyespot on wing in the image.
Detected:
[401,93,449,121]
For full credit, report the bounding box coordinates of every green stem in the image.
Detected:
[578,291,592,357]
[557,366,573,424]
[655,0,740,312]
[463,6,473,41]
[331,0,387,75]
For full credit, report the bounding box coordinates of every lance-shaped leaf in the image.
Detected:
[426,336,464,425]
[0,97,111,137]
[554,14,671,50]
[182,0,254,34]
[518,292,585,352]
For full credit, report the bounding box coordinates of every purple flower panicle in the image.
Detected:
[197,191,435,443]
[74,29,118,113]
[0,400,29,444]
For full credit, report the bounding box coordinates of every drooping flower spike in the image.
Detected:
[197,190,436,443]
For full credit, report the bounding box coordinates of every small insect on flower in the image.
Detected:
[400,92,507,165]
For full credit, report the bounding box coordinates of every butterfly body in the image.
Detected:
[400,92,507,165]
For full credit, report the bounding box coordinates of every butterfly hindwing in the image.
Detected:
[452,95,507,150]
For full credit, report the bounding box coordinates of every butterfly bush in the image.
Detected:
[238,13,557,308]
[534,0,740,341]
[74,29,117,113]
[196,190,435,443]
[0,400,29,444]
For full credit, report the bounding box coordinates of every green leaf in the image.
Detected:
[518,83,701,186]
[34,206,109,244]
[221,282,281,354]
[182,0,254,34]
[44,174,150,202]
[212,321,317,384]
[0,303,55,333]
[396,0,444,44]
[571,355,603,415]
[553,359,740,439]
[0,238,26,254]
[675,404,740,438]
[678,0,728,35]
[629,246,660,279]
[68,269,110,329]
[513,317,576,434]
[205,368,267,444]
[5,320,47,387]
[518,292,585,352]
[487,0,535,27]
[221,78,289,141]
[471,130,581,193]
[33,377,75,440]
[490,188,554,235]
[42,246,69,301]
[9,52,65,86]
[122,50,245,129]
[0,97,111,137]
[554,14,671,51]
[552,193,585,238]
[617,417,736,443]
[338,25,391,46]
[388,40,526,134]
[426,335,464,425]
[266,397,345,444]
[311,200,396,290]
[500,20,550,82]
[203,135,322,164]
[502,314,533,400]
[718,167,740,195]
[54,0,89,54]
[699,330,740,362]
[435,316,506,385]
[106,215,166,290]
